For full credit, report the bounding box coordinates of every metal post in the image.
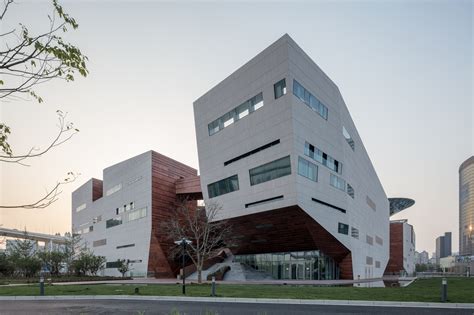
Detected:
[39,273,44,296]
[182,241,186,295]
[211,276,216,297]
[441,278,447,302]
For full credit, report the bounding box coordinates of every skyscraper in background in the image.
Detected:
[435,232,452,264]
[459,156,474,256]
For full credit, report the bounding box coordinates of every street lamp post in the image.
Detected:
[174,238,192,295]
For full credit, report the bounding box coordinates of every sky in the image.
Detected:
[0,0,472,255]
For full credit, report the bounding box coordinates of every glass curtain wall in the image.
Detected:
[235,250,338,280]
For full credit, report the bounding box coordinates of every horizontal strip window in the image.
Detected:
[304,142,342,174]
[330,174,346,191]
[128,207,147,221]
[245,195,284,208]
[93,239,107,247]
[274,78,286,99]
[224,139,280,166]
[106,261,121,268]
[208,175,239,198]
[76,203,86,212]
[249,156,291,186]
[293,79,328,120]
[343,126,355,151]
[298,156,318,182]
[338,223,349,235]
[311,197,346,213]
[106,183,122,196]
[116,202,135,215]
[117,243,135,249]
[208,92,263,136]
[106,217,122,229]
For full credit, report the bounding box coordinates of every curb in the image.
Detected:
[0,295,473,309]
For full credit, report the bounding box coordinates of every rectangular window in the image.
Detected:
[76,203,86,212]
[366,195,377,211]
[93,215,102,224]
[129,207,147,221]
[375,235,383,246]
[366,235,374,245]
[304,142,341,174]
[351,227,359,239]
[106,261,122,269]
[106,183,122,196]
[293,80,328,120]
[338,223,349,235]
[274,78,286,99]
[366,256,373,265]
[93,239,107,247]
[330,174,346,191]
[106,217,122,229]
[208,92,264,136]
[297,156,318,182]
[343,126,355,151]
[207,175,239,198]
[249,156,291,186]
[347,183,355,198]
[375,261,381,268]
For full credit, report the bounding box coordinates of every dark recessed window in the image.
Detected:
[304,142,342,174]
[338,222,349,235]
[274,79,286,99]
[347,183,355,198]
[207,175,239,198]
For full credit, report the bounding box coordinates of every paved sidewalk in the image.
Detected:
[0,295,472,309]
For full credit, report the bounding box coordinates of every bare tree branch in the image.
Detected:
[0,110,79,164]
[160,200,233,283]
[0,172,78,209]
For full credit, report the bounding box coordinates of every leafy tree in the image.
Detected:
[0,252,15,277]
[63,232,82,274]
[0,0,87,209]
[37,250,66,275]
[161,200,232,284]
[72,251,105,276]
[6,236,42,277]
[116,259,130,277]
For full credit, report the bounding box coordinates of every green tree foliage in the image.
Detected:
[0,0,87,209]
[0,252,15,277]
[37,250,66,275]
[116,259,130,277]
[72,251,106,276]
[6,238,42,277]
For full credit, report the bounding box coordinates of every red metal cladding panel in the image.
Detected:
[384,222,404,274]
[224,205,353,279]
[148,151,198,278]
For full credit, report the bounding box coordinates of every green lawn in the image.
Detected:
[0,278,473,303]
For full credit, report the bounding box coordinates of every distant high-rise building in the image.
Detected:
[414,250,429,265]
[435,232,452,264]
[459,156,474,256]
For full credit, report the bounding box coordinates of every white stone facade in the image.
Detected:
[194,34,390,279]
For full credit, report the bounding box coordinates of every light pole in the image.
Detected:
[174,238,192,295]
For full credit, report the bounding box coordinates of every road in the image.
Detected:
[0,300,472,315]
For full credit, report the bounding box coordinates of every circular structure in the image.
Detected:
[388,198,415,216]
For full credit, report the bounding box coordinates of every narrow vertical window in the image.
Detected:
[274,79,286,99]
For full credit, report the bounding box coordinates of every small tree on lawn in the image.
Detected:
[7,235,42,277]
[37,250,66,276]
[116,259,130,277]
[161,200,232,284]
[63,232,83,274]
[72,251,105,276]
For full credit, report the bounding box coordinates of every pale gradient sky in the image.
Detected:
[0,0,472,255]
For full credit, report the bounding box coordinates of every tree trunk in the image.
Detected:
[197,268,202,284]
